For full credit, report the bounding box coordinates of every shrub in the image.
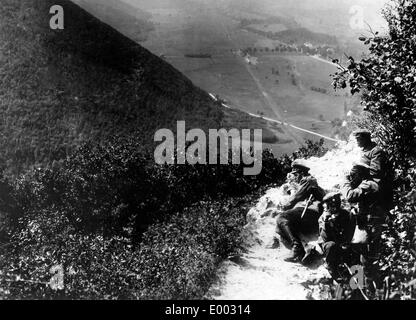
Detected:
[332,0,416,299]
[292,139,329,159]
[0,136,295,299]
[0,193,256,300]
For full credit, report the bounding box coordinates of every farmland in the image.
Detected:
[106,0,360,154]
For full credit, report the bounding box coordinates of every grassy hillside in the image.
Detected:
[0,0,224,176]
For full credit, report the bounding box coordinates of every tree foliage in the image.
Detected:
[332,0,416,299]
[333,0,415,172]
[0,136,329,299]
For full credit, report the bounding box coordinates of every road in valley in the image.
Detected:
[218,20,306,147]
[216,17,343,145]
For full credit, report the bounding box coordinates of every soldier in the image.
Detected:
[276,159,326,263]
[341,162,385,285]
[353,129,394,210]
[305,192,355,278]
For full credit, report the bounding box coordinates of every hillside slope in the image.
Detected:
[0,0,223,175]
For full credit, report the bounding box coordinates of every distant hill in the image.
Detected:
[0,0,224,175]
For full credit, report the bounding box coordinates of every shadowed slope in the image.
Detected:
[0,0,223,175]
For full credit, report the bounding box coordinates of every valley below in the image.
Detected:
[106,0,363,155]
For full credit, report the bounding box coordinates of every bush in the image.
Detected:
[333,0,415,173]
[0,136,295,299]
[136,198,253,299]
[0,191,257,300]
[292,139,329,159]
[332,0,416,299]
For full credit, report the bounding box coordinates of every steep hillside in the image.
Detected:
[0,0,223,175]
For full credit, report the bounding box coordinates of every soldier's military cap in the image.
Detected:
[352,161,371,170]
[291,159,310,173]
[352,161,371,171]
[352,129,371,137]
[322,192,341,204]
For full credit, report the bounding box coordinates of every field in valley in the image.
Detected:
[120,0,357,155]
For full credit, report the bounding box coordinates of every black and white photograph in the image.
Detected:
[0,0,415,304]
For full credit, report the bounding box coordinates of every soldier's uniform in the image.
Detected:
[341,162,385,281]
[276,160,325,262]
[353,129,394,210]
[316,193,355,278]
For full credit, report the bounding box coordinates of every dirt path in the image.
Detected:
[207,189,330,300]
[207,142,362,300]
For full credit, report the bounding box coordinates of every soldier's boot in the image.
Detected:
[301,247,321,267]
[363,260,382,297]
[277,218,305,263]
[276,214,306,262]
[275,216,292,249]
[362,231,383,297]
[284,242,305,263]
[321,242,348,281]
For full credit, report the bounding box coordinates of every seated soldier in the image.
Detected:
[341,162,385,287]
[353,129,394,212]
[307,192,355,278]
[276,159,326,263]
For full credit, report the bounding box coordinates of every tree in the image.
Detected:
[332,0,416,299]
[332,0,415,172]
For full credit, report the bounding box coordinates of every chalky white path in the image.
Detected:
[208,139,362,300]
[208,213,329,300]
